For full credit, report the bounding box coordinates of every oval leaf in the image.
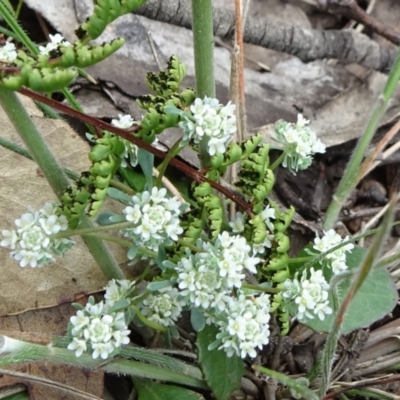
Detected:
[134,379,204,400]
[196,324,244,400]
[191,307,206,332]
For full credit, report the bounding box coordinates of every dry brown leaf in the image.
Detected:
[0,362,103,400]
[0,95,127,315]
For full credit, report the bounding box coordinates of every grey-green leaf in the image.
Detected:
[196,324,244,400]
[134,379,205,400]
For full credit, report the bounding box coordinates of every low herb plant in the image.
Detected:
[0,1,398,399]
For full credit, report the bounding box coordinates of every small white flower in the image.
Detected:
[92,342,115,359]
[123,204,142,224]
[83,316,113,343]
[0,42,17,63]
[67,337,87,357]
[215,292,271,359]
[274,114,325,174]
[85,301,104,317]
[313,229,353,274]
[1,203,73,268]
[140,287,183,327]
[70,310,90,335]
[229,212,245,233]
[122,189,184,254]
[111,114,135,129]
[104,279,135,308]
[283,268,331,322]
[14,249,41,268]
[68,298,130,359]
[1,230,18,249]
[39,33,71,55]
[112,329,131,347]
[179,97,236,156]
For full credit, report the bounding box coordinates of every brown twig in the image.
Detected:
[323,374,400,399]
[357,118,400,181]
[18,88,254,216]
[325,0,400,46]
[134,0,396,72]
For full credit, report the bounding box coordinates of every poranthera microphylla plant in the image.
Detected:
[1,40,352,359]
[2,1,394,397]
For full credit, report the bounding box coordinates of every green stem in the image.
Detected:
[84,233,133,248]
[130,304,167,332]
[269,151,285,171]
[323,47,400,230]
[0,337,206,389]
[191,0,215,169]
[317,198,396,397]
[287,256,314,264]
[177,239,204,253]
[0,136,134,199]
[156,138,183,186]
[0,89,124,280]
[242,283,280,294]
[54,221,136,239]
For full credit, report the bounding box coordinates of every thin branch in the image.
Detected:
[134,0,397,72]
[326,0,400,45]
[18,88,254,216]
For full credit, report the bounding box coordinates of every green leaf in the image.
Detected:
[127,245,138,260]
[2,392,29,400]
[157,245,167,271]
[107,186,133,204]
[138,148,154,190]
[191,308,206,332]
[107,299,130,313]
[147,280,172,291]
[96,211,124,225]
[134,379,205,400]
[197,324,244,400]
[304,247,398,334]
[119,167,146,193]
[346,389,395,400]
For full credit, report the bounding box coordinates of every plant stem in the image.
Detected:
[54,221,136,238]
[0,336,207,389]
[323,47,400,230]
[0,89,124,280]
[191,0,215,168]
[269,152,285,171]
[156,138,183,186]
[242,283,280,294]
[317,197,396,397]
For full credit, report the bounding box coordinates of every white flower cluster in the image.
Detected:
[229,204,276,255]
[282,268,332,322]
[176,232,261,311]
[179,97,237,156]
[0,42,17,63]
[140,287,184,327]
[1,203,74,268]
[68,279,134,359]
[104,278,136,307]
[214,292,271,359]
[313,229,354,275]
[274,114,325,174]
[39,33,71,56]
[122,187,183,252]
